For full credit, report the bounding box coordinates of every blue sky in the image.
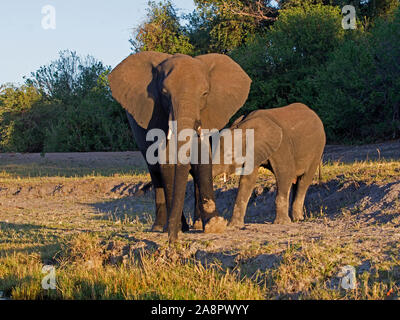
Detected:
[0,0,195,85]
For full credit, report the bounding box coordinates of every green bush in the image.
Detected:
[0,85,55,152]
[313,38,378,143]
[314,7,400,143]
[231,3,400,143]
[43,91,134,152]
[0,51,136,153]
[231,3,344,117]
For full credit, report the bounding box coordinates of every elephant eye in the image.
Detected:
[202,91,209,97]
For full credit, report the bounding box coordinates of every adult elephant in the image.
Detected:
[108,52,251,242]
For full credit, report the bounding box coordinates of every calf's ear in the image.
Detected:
[239,115,283,163]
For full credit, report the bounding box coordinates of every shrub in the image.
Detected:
[230,3,344,120]
[0,85,55,152]
[314,7,400,143]
[0,51,136,153]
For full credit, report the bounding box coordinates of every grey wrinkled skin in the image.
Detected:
[108,52,251,242]
[194,103,326,228]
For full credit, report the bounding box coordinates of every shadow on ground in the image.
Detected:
[0,222,62,262]
[90,178,400,227]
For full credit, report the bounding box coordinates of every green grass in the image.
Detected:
[1,230,398,300]
[0,233,264,300]
[319,160,400,184]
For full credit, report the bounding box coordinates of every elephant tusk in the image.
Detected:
[223,173,227,183]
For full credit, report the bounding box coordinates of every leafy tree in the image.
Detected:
[1,51,136,152]
[198,0,279,24]
[130,0,194,55]
[184,8,214,54]
[314,5,400,142]
[2,0,399,151]
[43,86,134,152]
[229,35,271,117]
[282,0,400,27]
[231,2,344,113]
[313,38,378,143]
[0,84,50,152]
[371,5,400,139]
[27,50,111,104]
[187,0,275,53]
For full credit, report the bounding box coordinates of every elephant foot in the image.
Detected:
[292,211,305,222]
[192,219,203,230]
[273,215,292,224]
[204,216,227,234]
[227,218,244,229]
[168,230,183,244]
[151,224,165,232]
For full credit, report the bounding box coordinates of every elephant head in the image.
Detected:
[108,51,251,241]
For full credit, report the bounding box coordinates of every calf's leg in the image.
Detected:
[228,168,258,228]
[274,173,293,224]
[291,161,319,222]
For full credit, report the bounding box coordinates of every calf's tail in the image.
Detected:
[318,160,322,185]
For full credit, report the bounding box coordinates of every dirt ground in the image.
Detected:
[0,141,399,283]
[0,140,399,168]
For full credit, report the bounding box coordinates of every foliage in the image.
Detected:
[27,51,107,103]
[232,3,400,143]
[186,0,273,54]
[314,6,400,142]
[0,84,53,152]
[130,1,194,55]
[231,3,344,115]
[281,0,400,23]
[313,37,379,143]
[43,84,134,153]
[0,51,135,152]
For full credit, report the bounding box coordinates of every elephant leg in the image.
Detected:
[192,163,227,234]
[153,187,167,232]
[160,164,189,233]
[193,179,203,230]
[153,184,189,232]
[273,174,293,225]
[148,169,167,232]
[292,164,318,222]
[228,168,258,228]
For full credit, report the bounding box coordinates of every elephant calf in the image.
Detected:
[204,103,326,227]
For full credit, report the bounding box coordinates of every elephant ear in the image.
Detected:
[240,113,283,163]
[196,54,252,130]
[258,117,283,157]
[108,51,171,129]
